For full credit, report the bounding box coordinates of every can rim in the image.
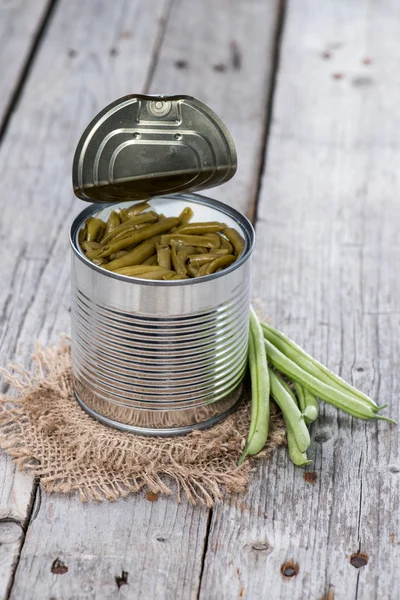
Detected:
[70,193,255,287]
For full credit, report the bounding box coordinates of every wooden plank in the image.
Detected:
[0,3,58,596]
[9,491,209,600]
[0,0,51,126]
[0,0,171,597]
[1,0,282,598]
[149,0,282,217]
[0,521,24,600]
[199,1,400,598]
[0,0,170,512]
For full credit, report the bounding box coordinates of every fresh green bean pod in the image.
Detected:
[100,218,180,257]
[239,307,270,464]
[283,382,312,466]
[155,244,171,270]
[286,424,312,466]
[264,339,392,421]
[303,388,319,423]
[224,227,245,257]
[295,382,318,424]
[269,368,310,452]
[261,322,380,411]
[86,218,105,242]
[277,372,298,403]
[205,255,236,275]
[103,236,160,271]
[177,222,226,235]
[294,382,306,412]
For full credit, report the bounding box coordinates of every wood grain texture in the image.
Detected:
[0,2,54,595]
[9,490,209,600]
[0,0,51,125]
[0,521,24,600]
[0,0,169,509]
[199,1,400,599]
[149,0,281,217]
[1,0,282,598]
[0,0,170,596]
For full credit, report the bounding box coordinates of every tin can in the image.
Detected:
[70,95,254,434]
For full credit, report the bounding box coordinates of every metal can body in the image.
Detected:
[70,193,254,435]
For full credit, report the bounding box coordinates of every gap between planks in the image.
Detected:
[0,0,58,141]
[250,0,287,225]
[1,0,285,597]
[0,1,173,598]
[195,0,288,595]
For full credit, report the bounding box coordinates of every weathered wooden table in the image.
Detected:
[1,0,399,598]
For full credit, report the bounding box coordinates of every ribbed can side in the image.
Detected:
[70,194,254,435]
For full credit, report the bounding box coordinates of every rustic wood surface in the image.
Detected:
[0,0,52,125]
[1,0,399,598]
[199,1,400,599]
[0,0,170,596]
[0,0,280,598]
[9,489,210,600]
[0,2,57,594]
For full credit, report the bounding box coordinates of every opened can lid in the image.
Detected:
[72,94,237,203]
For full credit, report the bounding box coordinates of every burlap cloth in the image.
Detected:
[0,340,285,506]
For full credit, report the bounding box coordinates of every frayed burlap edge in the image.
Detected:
[0,340,285,507]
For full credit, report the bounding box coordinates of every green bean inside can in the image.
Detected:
[78,201,246,280]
